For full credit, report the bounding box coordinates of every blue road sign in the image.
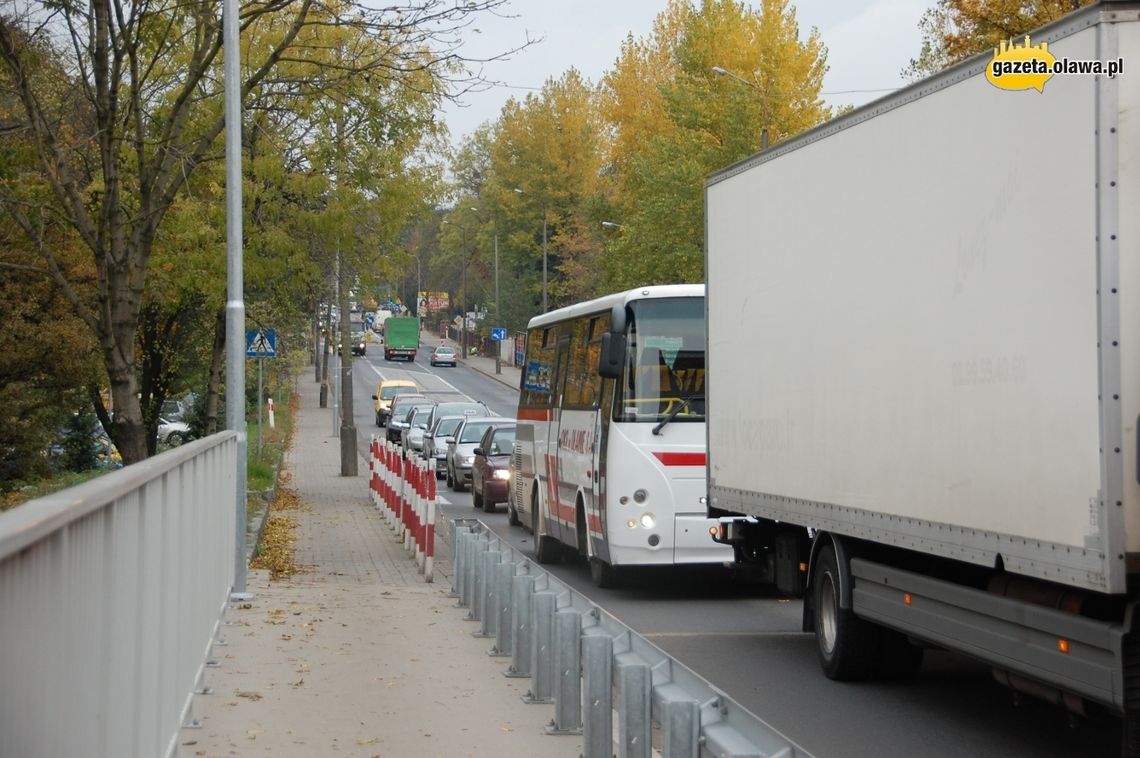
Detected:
[491,327,507,341]
[246,328,277,358]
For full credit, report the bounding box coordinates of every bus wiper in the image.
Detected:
[652,394,703,436]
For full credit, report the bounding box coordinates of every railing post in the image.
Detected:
[663,700,700,758]
[619,662,651,758]
[546,609,582,735]
[474,550,501,637]
[506,574,536,678]
[523,591,556,703]
[451,526,472,600]
[582,634,613,756]
[465,535,487,620]
[489,560,514,657]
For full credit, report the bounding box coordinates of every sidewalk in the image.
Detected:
[179,376,579,758]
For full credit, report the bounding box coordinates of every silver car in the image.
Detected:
[423,415,466,478]
[446,416,514,492]
[400,406,433,453]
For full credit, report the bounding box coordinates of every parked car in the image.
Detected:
[387,397,435,444]
[446,416,514,492]
[400,406,433,454]
[422,415,466,479]
[351,332,368,356]
[372,379,419,426]
[423,400,489,435]
[430,345,457,367]
[157,417,191,446]
[471,423,516,513]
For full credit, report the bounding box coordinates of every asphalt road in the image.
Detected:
[345,349,1122,758]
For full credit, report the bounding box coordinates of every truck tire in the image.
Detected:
[812,542,880,681]
[532,485,560,565]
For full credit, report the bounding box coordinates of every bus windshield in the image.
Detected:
[617,297,706,423]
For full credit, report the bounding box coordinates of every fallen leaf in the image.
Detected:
[237,691,262,701]
[356,737,379,745]
[247,729,263,740]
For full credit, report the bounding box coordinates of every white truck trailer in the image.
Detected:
[705,0,1140,744]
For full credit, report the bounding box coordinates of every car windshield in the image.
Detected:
[486,429,516,454]
[405,403,434,421]
[459,421,496,444]
[433,417,463,437]
[435,347,454,355]
[381,385,418,401]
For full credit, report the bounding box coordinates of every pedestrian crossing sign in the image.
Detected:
[246,328,277,358]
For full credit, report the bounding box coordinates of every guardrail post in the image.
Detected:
[506,574,536,678]
[454,529,469,603]
[489,560,515,657]
[546,609,582,735]
[663,700,700,758]
[465,536,488,620]
[619,662,651,758]
[474,550,501,636]
[582,634,613,757]
[524,590,556,703]
[451,527,472,600]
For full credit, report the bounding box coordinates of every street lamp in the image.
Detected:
[513,187,548,313]
[712,65,769,150]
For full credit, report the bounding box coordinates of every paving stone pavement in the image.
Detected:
[178,374,580,758]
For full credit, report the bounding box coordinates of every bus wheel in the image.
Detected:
[532,487,560,565]
[589,557,620,589]
[813,541,880,681]
[507,500,521,526]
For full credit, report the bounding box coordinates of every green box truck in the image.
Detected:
[382,317,419,361]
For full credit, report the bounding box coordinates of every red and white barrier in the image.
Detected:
[369,436,436,583]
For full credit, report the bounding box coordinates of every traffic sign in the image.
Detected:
[491,327,507,341]
[246,328,277,358]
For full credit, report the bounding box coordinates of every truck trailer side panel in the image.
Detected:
[706,11,1135,593]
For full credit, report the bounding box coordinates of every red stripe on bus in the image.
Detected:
[517,407,553,421]
[652,452,707,466]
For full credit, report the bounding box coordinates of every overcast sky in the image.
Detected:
[439,0,933,146]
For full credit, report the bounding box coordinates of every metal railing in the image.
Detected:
[0,433,239,758]
[451,520,812,758]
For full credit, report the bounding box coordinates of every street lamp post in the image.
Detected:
[712,65,769,150]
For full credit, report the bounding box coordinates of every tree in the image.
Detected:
[480,69,606,317]
[0,0,527,463]
[600,0,830,289]
[903,0,1094,80]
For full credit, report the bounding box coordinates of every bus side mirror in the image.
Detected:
[598,332,626,378]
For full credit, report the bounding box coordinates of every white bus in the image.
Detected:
[509,284,732,586]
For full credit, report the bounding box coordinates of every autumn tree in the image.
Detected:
[476,69,606,318]
[600,0,830,290]
[0,0,525,464]
[903,0,1094,80]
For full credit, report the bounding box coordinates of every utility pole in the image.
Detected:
[334,99,356,477]
[223,0,249,596]
[494,233,501,374]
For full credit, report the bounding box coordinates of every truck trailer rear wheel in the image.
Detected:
[813,542,880,681]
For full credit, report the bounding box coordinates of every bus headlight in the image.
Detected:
[639,513,656,529]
